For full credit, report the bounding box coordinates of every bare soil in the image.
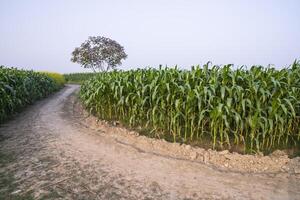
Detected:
[0,85,300,200]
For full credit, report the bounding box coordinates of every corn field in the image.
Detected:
[64,73,95,83]
[0,66,62,123]
[41,72,66,86]
[80,61,300,153]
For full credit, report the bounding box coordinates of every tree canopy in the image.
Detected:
[71,36,127,72]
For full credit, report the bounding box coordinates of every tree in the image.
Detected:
[71,36,127,72]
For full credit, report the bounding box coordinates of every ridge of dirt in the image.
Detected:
[72,92,300,175]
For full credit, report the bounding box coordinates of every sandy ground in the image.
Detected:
[0,84,300,200]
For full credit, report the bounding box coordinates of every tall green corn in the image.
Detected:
[80,61,300,153]
[0,66,60,123]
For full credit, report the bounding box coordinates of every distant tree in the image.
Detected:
[71,36,127,72]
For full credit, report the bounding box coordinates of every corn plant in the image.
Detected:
[80,61,300,153]
[0,66,60,123]
[41,72,66,87]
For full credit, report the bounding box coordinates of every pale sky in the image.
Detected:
[0,0,299,73]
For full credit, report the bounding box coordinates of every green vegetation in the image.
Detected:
[64,72,95,83]
[80,61,300,153]
[41,72,66,86]
[0,66,62,123]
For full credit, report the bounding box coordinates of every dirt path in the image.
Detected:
[0,85,300,200]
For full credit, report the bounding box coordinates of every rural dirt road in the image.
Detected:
[0,85,300,200]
